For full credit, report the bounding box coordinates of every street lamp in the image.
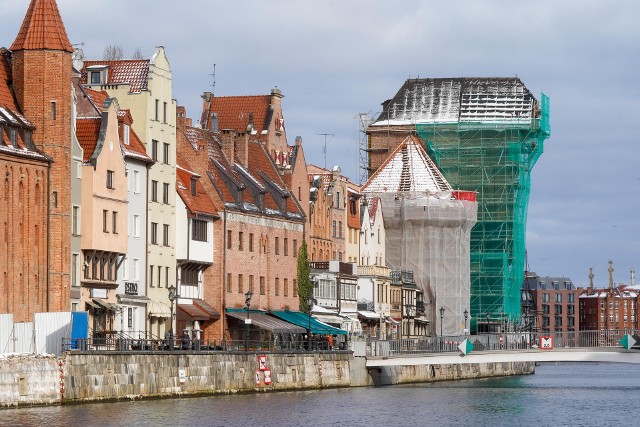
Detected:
[307,296,316,351]
[464,309,469,334]
[486,312,491,350]
[439,306,445,351]
[244,290,253,351]
[168,285,179,351]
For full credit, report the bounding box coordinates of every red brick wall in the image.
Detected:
[0,157,49,321]
[367,126,416,176]
[11,48,72,313]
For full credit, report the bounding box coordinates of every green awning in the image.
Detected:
[270,310,347,335]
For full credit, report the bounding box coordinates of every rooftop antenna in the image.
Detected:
[318,133,333,169]
[209,64,216,96]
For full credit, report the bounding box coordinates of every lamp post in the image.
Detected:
[486,312,491,350]
[307,296,316,351]
[168,285,179,351]
[464,309,469,334]
[244,290,253,351]
[439,306,445,351]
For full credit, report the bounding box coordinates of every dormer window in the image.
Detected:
[86,65,108,85]
[190,178,197,196]
[9,127,17,147]
[90,72,101,84]
[123,124,130,145]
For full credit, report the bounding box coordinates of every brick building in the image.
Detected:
[0,0,73,320]
[522,273,580,333]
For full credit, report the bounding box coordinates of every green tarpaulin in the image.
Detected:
[270,310,347,335]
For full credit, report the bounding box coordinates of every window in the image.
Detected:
[227,273,232,293]
[275,237,279,255]
[133,214,140,237]
[163,143,169,164]
[190,178,197,196]
[284,278,288,297]
[50,101,56,120]
[336,191,340,207]
[555,316,563,326]
[151,222,158,244]
[568,293,575,303]
[238,232,244,250]
[149,265,154,287]
[103,209,109,233]
[163,224,169,246]
[332,221,336,237]
[260,276,265,295]
[293,279,298,297]
[90,72,101,84]
[249,233,254,252]
[339,221,343,238]
[555,304,563,315]
[155,99,159,121]
[151,180,158,202]
[163,182,169,204]
[77,161,82,179]
[238,274,243,293]
[133,258,139,280]
[106,170,114,189]
[293,239,298,256]
[165,266,169,288]
[133,170,140,193]
[249,275,254,293]
[284,238,288,256]
[112,211,118,234]
[163,102,167,123]
[157,265,162,287]
[542,293,550,302]
[227,230,232,249]
[72,205,80,235]
[542,304,550,314]
[71,253,79,287]
[555,294,563,303]
[123,124,130,145]
[152,140,158,161]
[275,278,280,296]
[192,219,207,241]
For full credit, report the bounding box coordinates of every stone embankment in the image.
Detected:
[0,352,533,408]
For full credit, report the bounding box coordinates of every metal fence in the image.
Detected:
[365,329,640,357]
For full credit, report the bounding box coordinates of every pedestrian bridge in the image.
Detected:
[366,347,640,367]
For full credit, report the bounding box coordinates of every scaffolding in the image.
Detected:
[415,93,550,331]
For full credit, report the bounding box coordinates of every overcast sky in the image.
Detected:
[3,1,639,287]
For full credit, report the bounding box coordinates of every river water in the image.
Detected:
[2,362,638,427]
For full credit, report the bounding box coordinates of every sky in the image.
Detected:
[2,0,639,287]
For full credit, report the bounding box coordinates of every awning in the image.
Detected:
[415,318,430,324]
[358,310,381,320]
[386,317,400,324]
[93,298,118,311]
[226,311,306,334]
[193,299,221,320]
[117,295,151,305]
[178,303,211,321]
[148,301,171,318]
[270,310,347,335]
[85,300,99,310]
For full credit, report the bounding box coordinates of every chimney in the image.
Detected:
[200,91,213,129]
[220,129,236,163]
[235,133,250,168]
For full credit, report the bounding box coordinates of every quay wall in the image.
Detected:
[0,352,534,407]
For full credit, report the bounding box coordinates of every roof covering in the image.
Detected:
[176,153,218,217]
[75,118,101,162]
[10,0,73,53]
[81,60,150,93]
[226,310,306,334]
[202,95,271,135]
[372,77,537,126]
[270,310,347,335]
[361,135,452,194]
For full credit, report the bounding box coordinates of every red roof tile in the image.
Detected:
[204,95,271,135]
[120,122,151,163]
[76,118,101,162]
[81,60,149,93]
[176,153,218,217]
[10,0,73,53]
[0,54,18,110]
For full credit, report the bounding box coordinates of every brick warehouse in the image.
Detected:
[0,0,73,320]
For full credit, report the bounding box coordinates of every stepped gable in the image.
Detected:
[202,95,271,136]
[176,153,218,217]
[81,60,150,93]
[361,134,452,194]
[10,0,73,52]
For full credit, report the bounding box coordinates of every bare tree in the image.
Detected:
[103,44,123,60]
[132,48,144,60]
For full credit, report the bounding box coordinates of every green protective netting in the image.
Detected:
[416,94,550,332]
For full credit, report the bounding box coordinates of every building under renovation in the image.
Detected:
[366,77,550,332]
[361,135,477,336]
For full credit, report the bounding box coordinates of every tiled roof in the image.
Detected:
[120,121,151,163]
[76,118,101,162]
[361,135,452,194]
[203,95,271,135]
[10,0,73,53]
[81,60,150,93]
[176,153,218,217]
[0,53,17,110]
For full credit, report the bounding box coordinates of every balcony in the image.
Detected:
[391,270,415,285]
[357,265,390,277]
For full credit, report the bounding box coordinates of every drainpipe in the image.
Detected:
[46,165,51,311]
[221,210,227,342]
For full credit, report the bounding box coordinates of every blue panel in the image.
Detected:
[70,311,89,349]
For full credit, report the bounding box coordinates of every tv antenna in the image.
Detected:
[209,64,216,96]
[317,133,333,169]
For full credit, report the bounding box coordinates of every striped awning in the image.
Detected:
[148,301,171,318]
[226,311,306,334]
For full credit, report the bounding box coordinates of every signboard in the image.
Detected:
[620,334,637,350]
[264,370,272,385]
[458,338,474,356]
[255,370,261,385]
[540,336,553,350]
[178,369,186,384]
[258,355,267,371]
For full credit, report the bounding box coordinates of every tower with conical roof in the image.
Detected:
[11,0,73,312]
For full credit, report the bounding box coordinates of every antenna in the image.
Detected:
[209,64,216,96]
[317,133,333,169]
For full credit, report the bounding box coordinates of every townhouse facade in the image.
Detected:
[522,273,580,333]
